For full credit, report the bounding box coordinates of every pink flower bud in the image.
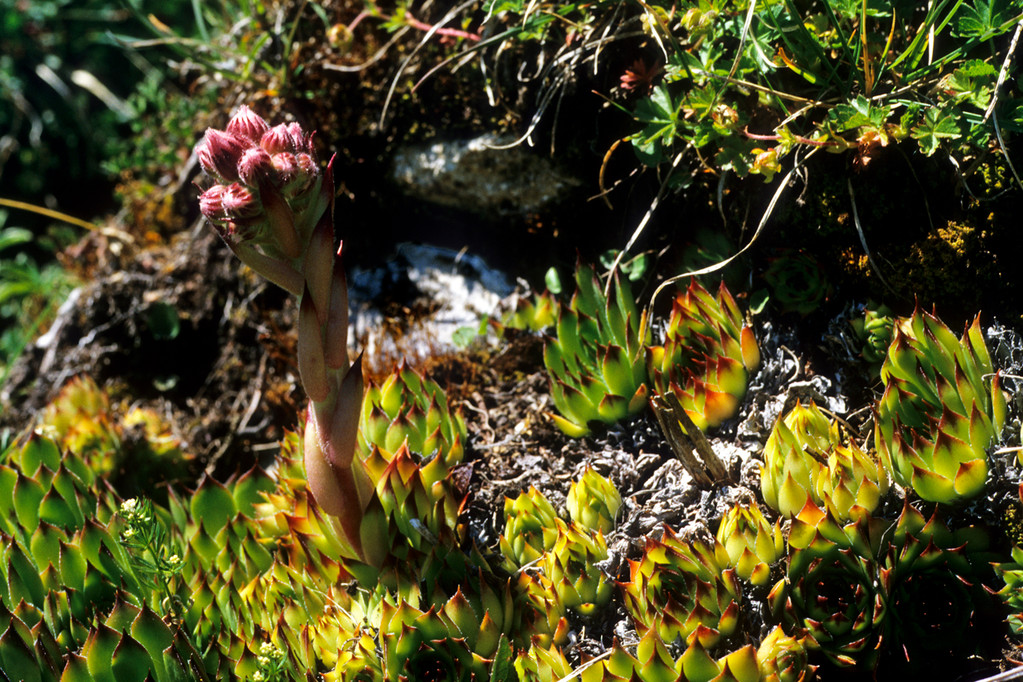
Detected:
[198,184,228,218]
[260,124,294,154]
[285,122,310,151]
[199,183,260,223]
[272,152,298,182]
[226,105,270,143]
[221,183,259,218]
[295,152,317,177]
[196,129,248,182]
[238,147,277,187]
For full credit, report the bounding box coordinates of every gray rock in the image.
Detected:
[390,134,580,216]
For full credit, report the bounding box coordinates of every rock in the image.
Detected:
[348,242,514,371]
[389,133,581,216]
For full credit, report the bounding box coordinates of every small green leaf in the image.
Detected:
[104,597,142,633]
[749,289,769,315]
[0,620,42,682]
[110,633,153,681]
[16,435,61,477]
[911,107,961,155]
[544,266,562,295]
[60,652,93,682]
[129,603,173,660]
[29,522,65,570]
[231,467,274,518]
[13,471,45,531]
[489,634,516,682]
[635,85,676,124]
[452,324,482,349]
[83,623,123,682]
[39,487,77,529]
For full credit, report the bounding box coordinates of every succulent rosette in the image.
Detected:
[761,401,889,522]
[995,543,1023,637]
[543,261,650,437]
[874,307,1007,503]
[769,501,887,668]
[504,289,559,332]
[763,249,829,316]
[358,360,467,472]
[539,519,613,617]
[500,486,560,568]
[715,502,784,585]
[358,444,467,571]
[680,639,760,682]
[756,625,815,682]
[647,279,759,432]
[849,302,895,372]
[378,578,520,681]
[514,642,575,682]
[878,503,999,675]
[592,630,682,682]
[567,466,622,534]
[621,526,742,649]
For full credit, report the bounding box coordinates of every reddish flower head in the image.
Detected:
[226,105,271,143]
[196,128,249,183]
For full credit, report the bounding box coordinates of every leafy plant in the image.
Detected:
[543,261,650,437]
[874,307,1007,503]
[761,400,889,522]
[0,222,76,385]
[648,278,760,432]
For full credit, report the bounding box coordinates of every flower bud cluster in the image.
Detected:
[196,106,324,254]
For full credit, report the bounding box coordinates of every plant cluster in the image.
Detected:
[542,264,759,442]
[4,98,1021,682]
[473,0,1023,181]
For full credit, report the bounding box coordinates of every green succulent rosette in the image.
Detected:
[715,502,784,585]
[756,625,815,682]
[543,261,650,437]
[849,302,895,373]
[621,526,742,649]
[647,279,760,432]
[761,401,889,522]
[874,307,1007,503]
[769,501,888,668]
[500,486,560,569]
[503,289,559,332]
[358,359,467,474]
[567,466,622,535]
[539,519,613,617]
[878,503,999,675]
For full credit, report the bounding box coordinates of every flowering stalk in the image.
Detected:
[195,106,366,558]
